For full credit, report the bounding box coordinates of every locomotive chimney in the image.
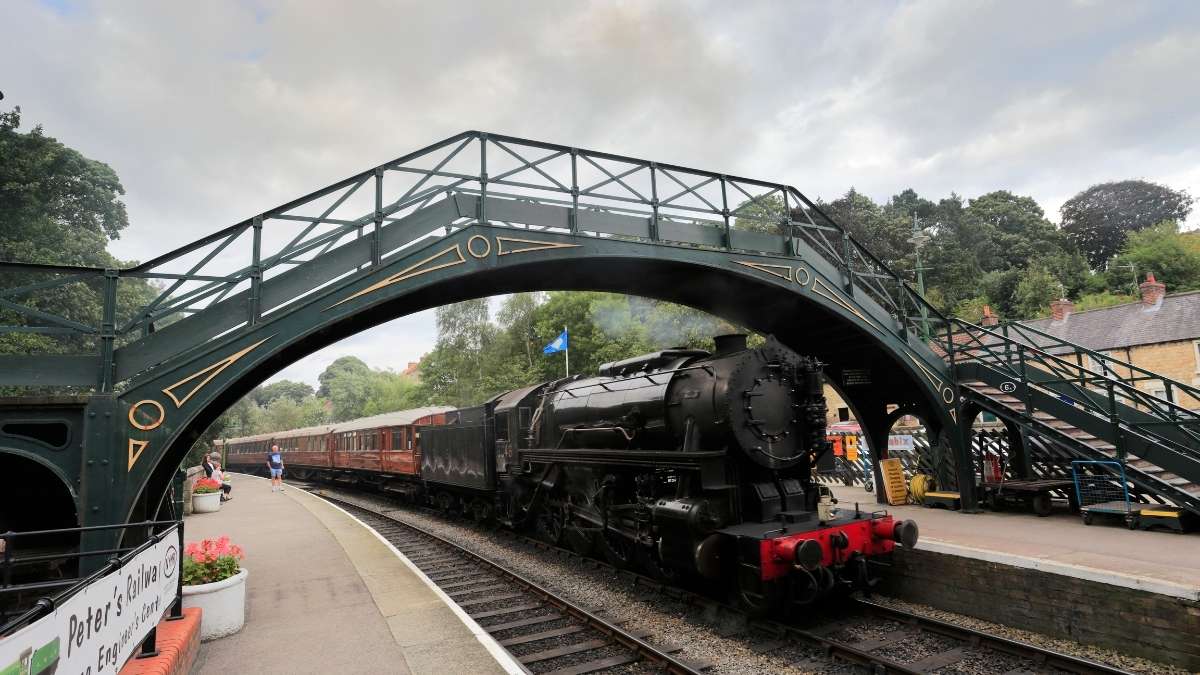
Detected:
[713,333,748,356]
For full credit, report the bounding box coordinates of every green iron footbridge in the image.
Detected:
[0,132,1196,564]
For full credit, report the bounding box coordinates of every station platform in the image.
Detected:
[832,484,1200,598]
[184,474,521,675]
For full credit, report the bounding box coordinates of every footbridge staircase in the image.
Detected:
[951,320,1200,515]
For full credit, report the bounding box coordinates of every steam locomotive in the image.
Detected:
[223,335,916,613]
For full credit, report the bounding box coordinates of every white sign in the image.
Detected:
[888,434,915,453]
[0,528,179,675]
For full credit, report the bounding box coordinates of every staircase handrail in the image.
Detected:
[950,319,1200,458]
[1002,320,1200,406]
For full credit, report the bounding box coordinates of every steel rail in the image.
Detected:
[303,482,1135,675]
[314,490,705,675]
[847,598,1132,675]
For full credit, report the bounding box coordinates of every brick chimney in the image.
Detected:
[1050,298,1074,321]
[1139,273,1166,307]
[980,304,999,327]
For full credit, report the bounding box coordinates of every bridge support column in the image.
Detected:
[855,399,891,506]
[953,400,980,513]
[79,395,125,573]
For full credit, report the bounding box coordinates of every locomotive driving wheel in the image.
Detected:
[536,503,567,545]
[600,530,636,569]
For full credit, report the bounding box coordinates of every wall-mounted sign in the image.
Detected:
[888,434,915,453]
[842,369,871,386]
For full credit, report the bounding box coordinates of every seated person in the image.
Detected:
[205,452,233,501]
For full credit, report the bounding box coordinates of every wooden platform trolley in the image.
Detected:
[1071,460,1190,533]
[980,478,1078,517]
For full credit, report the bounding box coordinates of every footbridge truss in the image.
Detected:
[5,131,1192,557]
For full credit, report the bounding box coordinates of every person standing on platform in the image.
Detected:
[267,444,285,492]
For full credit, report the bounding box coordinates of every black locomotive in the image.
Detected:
[419,334,917,613]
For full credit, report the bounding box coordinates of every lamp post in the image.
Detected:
[908,213,932,340]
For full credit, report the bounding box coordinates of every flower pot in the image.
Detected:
[192,491,221,513]
[183,568,248,640]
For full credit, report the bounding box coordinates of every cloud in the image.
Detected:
[3,0,1198,382]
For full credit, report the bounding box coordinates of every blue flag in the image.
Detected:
[543,328,568,354]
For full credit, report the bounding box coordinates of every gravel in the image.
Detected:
[866,596,1188,675]
[316,487,1178,675]
[324,488,839,674]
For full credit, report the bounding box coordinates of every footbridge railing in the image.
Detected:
[950,319,1200,512]
[0,131,953,390]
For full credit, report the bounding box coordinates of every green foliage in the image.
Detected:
[1074,292,1137,312]
[1012,267,1059,319]
[1105,221,1200,293]
[318,356,373,421]
[732,194,788,233]
[1061,180,1194,269]
[362,372,424,416]
[252,380,315,407]
[0,106,158,365]
[951,296,991,322]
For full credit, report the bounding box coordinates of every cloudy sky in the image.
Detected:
[4,0,1199,386]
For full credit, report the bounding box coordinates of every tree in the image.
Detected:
[362,371,424,416]
[0,106,156,363]
[1012,266,1060,319]
[1105,221,1200,293]
[253,380,315,407]
[1061,180,1193,269]
[817,189,902,265]
[732,194,788,233]
[317,356,373,421]
[416,299,496,406]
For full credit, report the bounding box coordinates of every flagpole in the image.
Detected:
[563,326,569,377]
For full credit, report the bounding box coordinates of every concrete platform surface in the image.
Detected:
[830,484,1200,599]
[186,474,522,675]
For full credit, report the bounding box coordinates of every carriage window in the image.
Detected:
[495,413,509,442]
[392,431,402,449]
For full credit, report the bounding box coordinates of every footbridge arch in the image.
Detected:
[0,132,969,554]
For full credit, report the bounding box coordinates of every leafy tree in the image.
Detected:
[817,189,906,266]
[0,106,157,363]
[1061,180,1193,269]
[732,193,788,233]
[362,371,424,416]
[253,379,315,407]
[317,356,374,421]
[1012,266,1059,319]
[417,299,496,406]
[1105,221,1200,293]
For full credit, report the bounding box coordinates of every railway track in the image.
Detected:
[317,491,708,675]
[302,483,1135,675]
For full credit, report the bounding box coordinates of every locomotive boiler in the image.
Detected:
[420,334,918,613]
